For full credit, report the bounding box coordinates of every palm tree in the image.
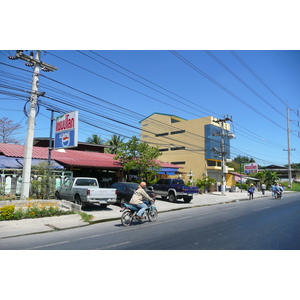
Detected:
[86,134,104,145]
[105,135,125,154]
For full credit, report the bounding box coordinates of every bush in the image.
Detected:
[236,183,248,191]
[195,176,217,192]
[0,205,15,220]
[0,202,74,221]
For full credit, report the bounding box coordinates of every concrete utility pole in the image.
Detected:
[9,51,57,199]
[213,115,234,196]
[284,107,298,188]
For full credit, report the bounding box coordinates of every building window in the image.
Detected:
[207,160,216,166]
[159,148,169,152]
[170,130,185,135]
[207,160,221,166]
[155,132,169,137]
[170,146,185,151]
[171,161,186,165]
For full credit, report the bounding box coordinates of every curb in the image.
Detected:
[0,192,293,239]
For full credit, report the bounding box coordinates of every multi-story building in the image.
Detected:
[140,113,233,185]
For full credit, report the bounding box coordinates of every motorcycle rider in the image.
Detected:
[274,183,283,198]
[274,183,282,197]
[129,182,154,219]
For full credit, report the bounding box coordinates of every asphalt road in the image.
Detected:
[1,193,299,250]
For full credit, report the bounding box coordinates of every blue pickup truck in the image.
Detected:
[150,178,198,203]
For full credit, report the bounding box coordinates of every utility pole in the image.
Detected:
[46,109,55,199]
[213,115,234,196]
[284,107,298,188]
[9,51,57,199]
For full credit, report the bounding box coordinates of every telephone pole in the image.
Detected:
[9,51,57,199]
[213,115,235,196]
[284,107,298,188]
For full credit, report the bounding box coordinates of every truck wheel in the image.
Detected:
[55,191,60,200]
[75,194,85,209]
[168,193,177,203]
[184,197,192,203]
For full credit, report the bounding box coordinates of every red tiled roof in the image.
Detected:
[0,143,122,169]
[156,161,183,169]
[0,143,181,170]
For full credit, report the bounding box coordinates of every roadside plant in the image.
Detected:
[0,201,74,221]
[250,170,279,189]
[0,205,15,220]
[195,176,216,193]
[30,162,56,199]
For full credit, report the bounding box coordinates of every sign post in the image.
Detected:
[244,163,258,174]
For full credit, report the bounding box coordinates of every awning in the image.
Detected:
[0,156,64,169]
[245,176,260,181]
[0,156,21,168]
[157,167,179,175]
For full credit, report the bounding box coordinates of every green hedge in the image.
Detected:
[0,203,74,221]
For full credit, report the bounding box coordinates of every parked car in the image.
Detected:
[110,182,156,206]
[150,178,198,203]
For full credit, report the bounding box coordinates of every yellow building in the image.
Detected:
[140,113,233,187]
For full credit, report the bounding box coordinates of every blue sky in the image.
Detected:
[1,50,299,166]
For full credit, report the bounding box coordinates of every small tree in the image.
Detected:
[250,170,279,189]
[30,162,56,199]
[114,136,162,183]
[0,117,23,144]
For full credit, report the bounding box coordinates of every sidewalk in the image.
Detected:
[0,190,273,239]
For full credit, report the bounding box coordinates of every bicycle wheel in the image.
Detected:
[148,208,158,222]
[121,210,133,226]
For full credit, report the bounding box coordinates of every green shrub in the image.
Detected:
[12,208,24,220]
[0,205,15,220]
[0,202,74,221]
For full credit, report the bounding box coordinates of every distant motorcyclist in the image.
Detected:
[129,182,153,219]
[274,183,283,198]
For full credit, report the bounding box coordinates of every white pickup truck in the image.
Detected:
[55,177,116,208]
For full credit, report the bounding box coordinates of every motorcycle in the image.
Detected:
[274,191,282,199]
[120,200,158,226]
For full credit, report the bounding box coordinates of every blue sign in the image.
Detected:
[54,130,76,149]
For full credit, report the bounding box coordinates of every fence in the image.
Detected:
[0,169,73,197]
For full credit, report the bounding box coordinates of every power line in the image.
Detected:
[169,50,286,131]
[205,50,286,119]
[1,54,294,166]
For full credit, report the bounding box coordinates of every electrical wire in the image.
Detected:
[0,60,288,165]
[0,52,296,166]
